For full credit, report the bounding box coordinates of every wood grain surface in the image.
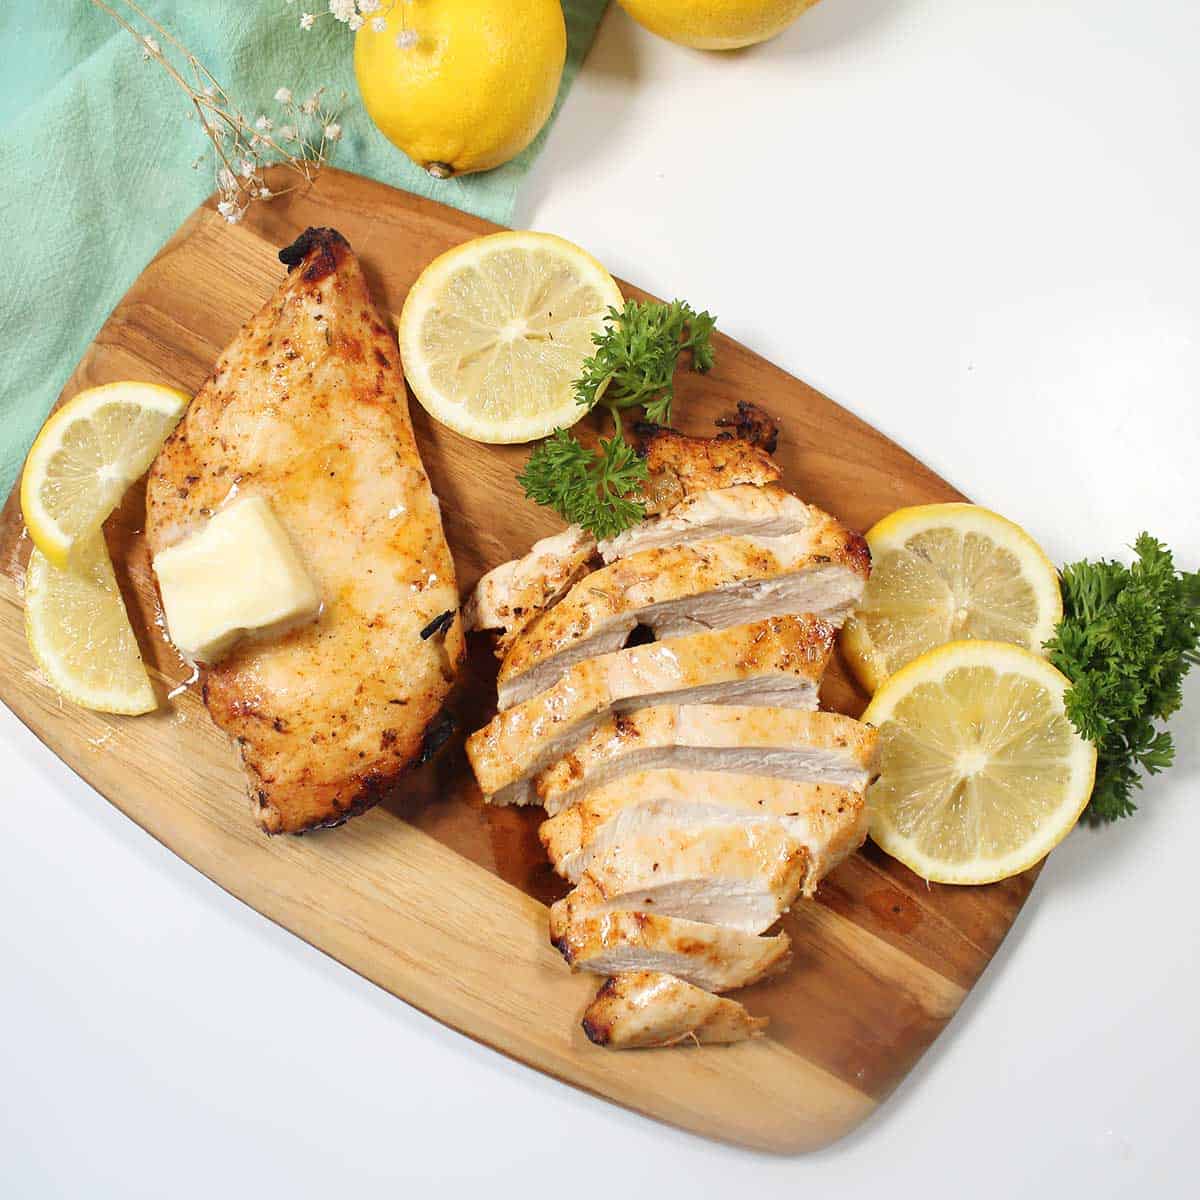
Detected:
[0,167,1039,1153]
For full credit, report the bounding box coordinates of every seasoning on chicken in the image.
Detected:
[535,705,880,816]
[559,821,810,933]
[582,972,768,1049]
[467,616,835,807]
[145,228,463,833]
[597,482,819,563]
[638,419,782,517]
[540,770,867,893]
[496,521,869,709]
[463,524,597,658]
[550,905,791,993]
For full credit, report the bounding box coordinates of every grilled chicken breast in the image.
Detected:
[146,227,463,833]
[463,524,596,657]
[560,822,810,933]
[536,704,880,816]
[582,972,768,1048]
[466,417,791,658]
[550,905,791,992]
[541,770,867,892]
[467,616,834,806]
[638,420,782,517]
[597,483,818,562]
[496,522,868,710]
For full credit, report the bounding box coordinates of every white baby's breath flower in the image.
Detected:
[348,14,364,30]
[95,3,344,228]
[358,0,381,12]
[395,29,418,49]
[370,16,386,32]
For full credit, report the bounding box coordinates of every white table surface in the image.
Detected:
[3,2,1198,1196]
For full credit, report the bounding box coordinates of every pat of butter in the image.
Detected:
[153,495,320,664]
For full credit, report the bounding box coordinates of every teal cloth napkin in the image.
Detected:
[0,1,608,497]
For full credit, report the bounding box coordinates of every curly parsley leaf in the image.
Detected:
[519,299,716,539]
[517,428,648,541]
[574,299,717,428]
[1045,534,1199,823]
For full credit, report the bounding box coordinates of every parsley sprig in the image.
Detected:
[574,299,717,426]
[519,299,716,539]
[516,429,648,541]
[1046,534,1199,823]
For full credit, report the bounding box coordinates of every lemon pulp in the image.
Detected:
[842,503,1062,694]
[399,231,623,443]
[21,382,188,567]
[864,641,1096,884]
[25,536,157,715]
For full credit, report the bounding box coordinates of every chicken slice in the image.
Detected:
[496,519,869,710]
[597,483,819,562]
[582,972,768,1049]
[541,771,867,893]
[550,905,791,992]
[558,822,809,933]
[463,525,597,658]
[467,616,833,806]
[536,704,880,816]
[145,227,463,834]
[638,417,782,517]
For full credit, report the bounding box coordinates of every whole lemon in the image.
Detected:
[617,0,821,50]
[354,0,567,178]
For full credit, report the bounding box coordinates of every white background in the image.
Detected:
[3,1,1198,1196]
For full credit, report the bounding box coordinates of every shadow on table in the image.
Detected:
[745,0,909,57]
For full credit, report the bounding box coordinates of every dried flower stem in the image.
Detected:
[90,0,346,222]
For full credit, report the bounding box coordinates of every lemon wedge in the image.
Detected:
[842,503,1062,694]
[863,640,1096,884]
[398,231,624,443]
[21,382,188,567]
[25,536,157,715]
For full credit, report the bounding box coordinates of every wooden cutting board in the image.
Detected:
[0,167,1038,1153]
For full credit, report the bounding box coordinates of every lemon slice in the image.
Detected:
[842,503,1062,694]
[863,640,1096,884]
[25,536,157,715]
[398,231,624,443]
[21,381,188,567]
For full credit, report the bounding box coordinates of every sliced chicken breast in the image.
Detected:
[497,519,869,709]
[558,822,809,934]
[467,617,833,806]
[541,771,867,893]
[463,525,597,658]
[550,905,791,993]
[597,483,819,562]
[582,972,768,1049]
[638,419,781,517]
[536,704,879,816]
